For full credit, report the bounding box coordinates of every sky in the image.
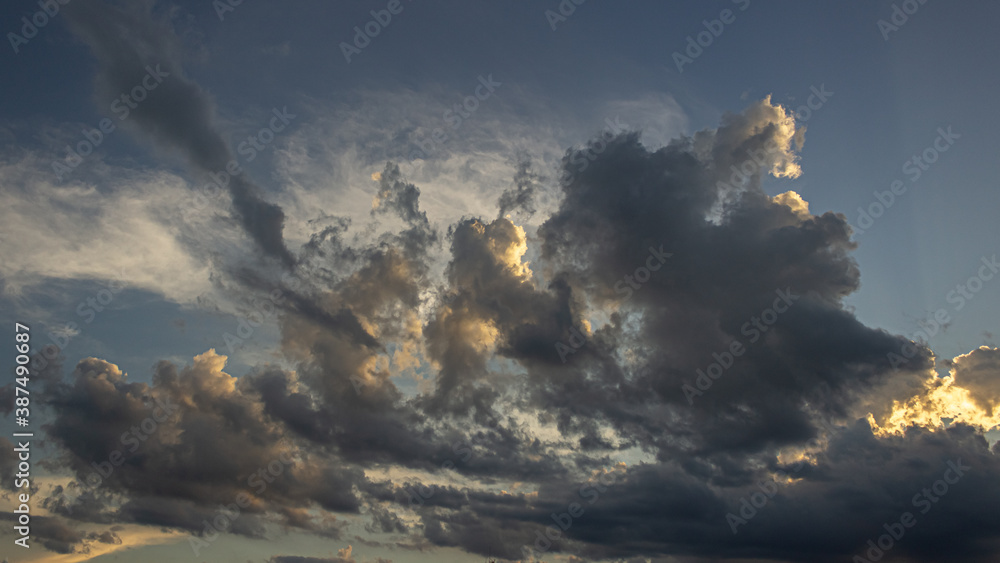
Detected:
[1,1,999,562]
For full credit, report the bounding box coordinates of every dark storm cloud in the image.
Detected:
[62,0,294,267]
[365,504,408,534]
[416,426,1000,563]
[523,99,932,458]
[37,354,369,535]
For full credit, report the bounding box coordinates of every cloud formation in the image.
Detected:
[63,0,295,267]
[7,88,999,563]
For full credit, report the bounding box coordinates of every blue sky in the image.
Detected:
[1,1,999,562]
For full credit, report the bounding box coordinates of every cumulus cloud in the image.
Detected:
[871,346,1000,435]
[952,346,1000,415]
[37,351,367,539]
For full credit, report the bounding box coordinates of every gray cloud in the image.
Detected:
[62,0,294,267]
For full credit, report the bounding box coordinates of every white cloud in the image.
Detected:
[0,154,217,306]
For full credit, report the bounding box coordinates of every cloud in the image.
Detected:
[63,0,294,267]
[871,346,1000,435]
[268,544,359,563]
[952,346,1000,415]
[0,159,214,305]
[38,351,367,536]
[0,512,82,553]
[496,155,542,220]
